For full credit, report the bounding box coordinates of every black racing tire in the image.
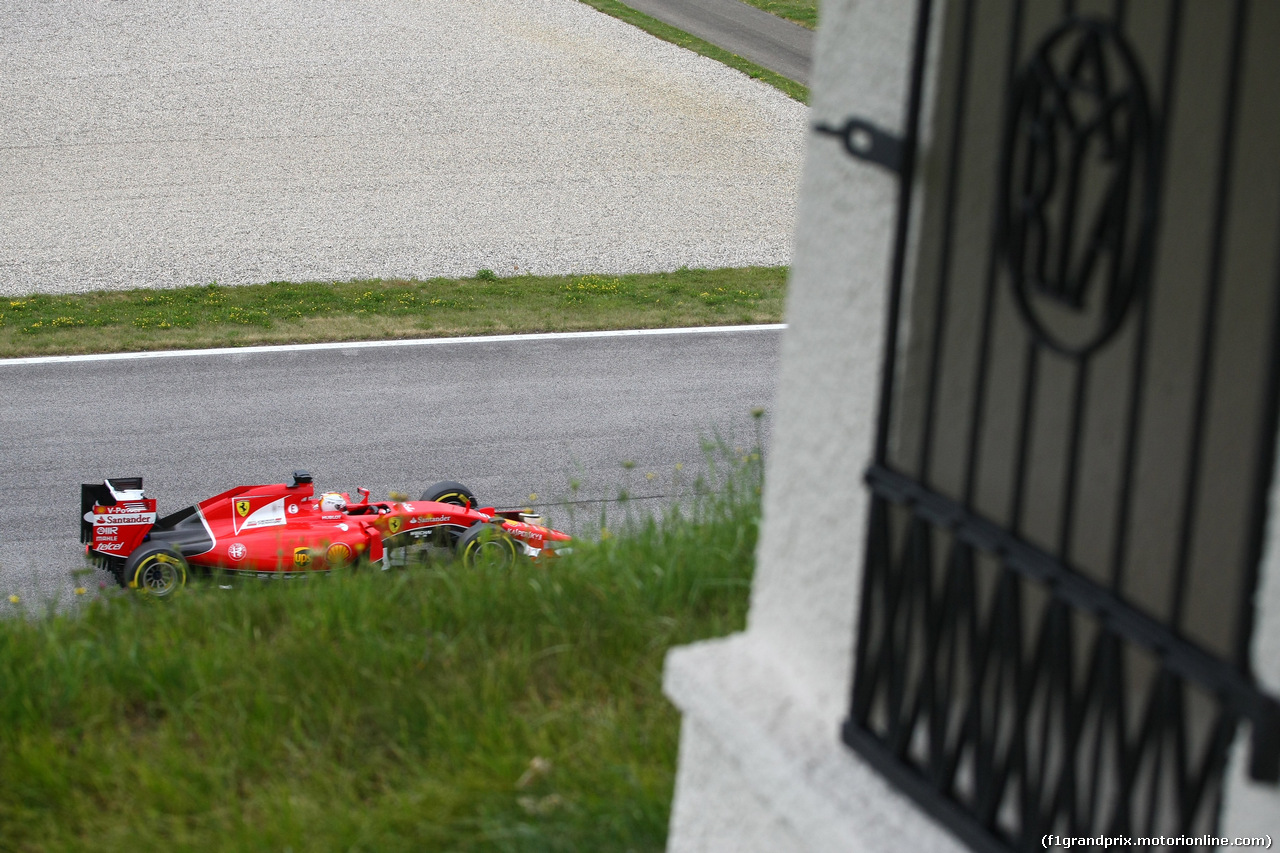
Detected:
[123,543,189,600]
[421,480,477,508]
[457,522,518,570]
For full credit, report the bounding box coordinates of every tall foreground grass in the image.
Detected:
[0,458,760,852]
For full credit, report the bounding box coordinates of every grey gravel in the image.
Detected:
[0,0,807,296]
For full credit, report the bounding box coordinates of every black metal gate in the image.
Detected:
[824,1,1280,850]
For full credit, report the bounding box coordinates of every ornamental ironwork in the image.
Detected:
[819,0,1280,851]
[1002,19,1156,358]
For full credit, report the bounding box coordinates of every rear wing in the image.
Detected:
[80,478,154,549]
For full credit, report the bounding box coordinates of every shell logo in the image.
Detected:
[326,542,353,566]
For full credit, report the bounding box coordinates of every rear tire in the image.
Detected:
[457,522,518,570]
[420,480,477,508]
[124,543,188,600]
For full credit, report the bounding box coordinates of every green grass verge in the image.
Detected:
[0,451,760,852]
[576,0,809,103]
[738,0,818,30]
[0,267,786,359]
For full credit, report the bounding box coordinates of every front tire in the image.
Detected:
[421,480,477,508]
[457,522,518,570]
[124,543,189,600]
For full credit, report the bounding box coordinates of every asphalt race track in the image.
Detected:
[0,326,781,607]
[625,0,813,85]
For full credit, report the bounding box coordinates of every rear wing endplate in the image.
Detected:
[80,477,145,543]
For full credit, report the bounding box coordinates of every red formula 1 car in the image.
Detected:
[81,471,571,598]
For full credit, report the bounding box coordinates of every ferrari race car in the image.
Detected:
[81,471,571,598]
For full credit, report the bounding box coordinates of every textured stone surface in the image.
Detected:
[663,2,963,849]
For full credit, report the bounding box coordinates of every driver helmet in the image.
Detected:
[319,492,347,512]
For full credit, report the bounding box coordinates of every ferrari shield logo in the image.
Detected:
[293,547,311,568]
[236,500,251,518]
[388,516,402,534]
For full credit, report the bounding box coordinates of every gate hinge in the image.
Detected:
[815,117,904,173]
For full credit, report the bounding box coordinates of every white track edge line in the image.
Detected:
[0,324,788,366]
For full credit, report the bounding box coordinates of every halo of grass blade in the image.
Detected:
[0,449,762,851]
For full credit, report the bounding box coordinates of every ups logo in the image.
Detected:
[236,500,251,518]
[293,548,311,568]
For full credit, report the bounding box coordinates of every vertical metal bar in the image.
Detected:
[975,568,1003,823]
[1169,680,1191,832]
[1080,633,1119,833]
[927,541,954,762]
[1053,606,1082,834]
[1110,635,1135,835]
[1057,362,1090,562]
[918,0,978,483]
[853,497,892,723]
[1007,0,1050,537]
[872,0,937,467]
[885,515,915,739]
[1109,0,1183,592]
[978,569,1023,826]
[1029,603,1067,840]
[923,537,949,783]
[1199,711,1241,836]
[956,553,999,814]
[963,0,1027,510]
[889,518,932,753]
[931,541,969,787]
[1010,342,1040,536]
[1140,673,1173,837]
[1113,0,1128,27]
[886,526,911,748]
[1170,0,1248,629]
[1010,580,1039,836]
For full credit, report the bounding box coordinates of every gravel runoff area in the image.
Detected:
[0,0,807,297]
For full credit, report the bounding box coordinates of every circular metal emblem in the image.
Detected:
[1002,18,1157,357]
